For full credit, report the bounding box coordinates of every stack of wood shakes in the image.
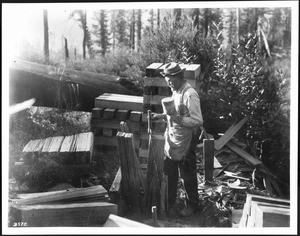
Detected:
[92,93,144,161]
[116,131,146,217]
[20,132,93,174]
[238,193,290,227]
[10,185,117,227]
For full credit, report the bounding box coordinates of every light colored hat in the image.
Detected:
[160,62,186,76]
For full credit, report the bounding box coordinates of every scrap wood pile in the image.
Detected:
[191,116,290,227]
[9,185,118,227]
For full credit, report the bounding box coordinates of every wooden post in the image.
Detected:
[203,139,214,183]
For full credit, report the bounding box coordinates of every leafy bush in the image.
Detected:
[12,154,73,192]
[199,29,290,183]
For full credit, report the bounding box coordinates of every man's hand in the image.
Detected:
[150,112,166,120]
[170,114,183,124]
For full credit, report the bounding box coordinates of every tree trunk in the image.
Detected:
[137,9,142,52]
[43,10,50,63]
[236,8,240,45]
[157,9,160,27]
[129,10,135,50]
[64,38,69,61]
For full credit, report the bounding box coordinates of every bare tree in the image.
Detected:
[43,10,50,63]
[137,9,142,52]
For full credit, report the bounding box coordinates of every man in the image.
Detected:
[151,62,204,217]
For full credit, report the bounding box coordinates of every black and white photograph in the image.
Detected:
[2,1,298,235]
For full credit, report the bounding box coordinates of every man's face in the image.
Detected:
[165,75,181,91]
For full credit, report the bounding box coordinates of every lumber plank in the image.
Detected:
[254,205,290,227]
[48,136,64,153]
[14,185,108,205]
[129,111,143,122]
[91,107,105,119]
[103,214,152,227]
[103,108,117,120]
[11,202,117,227]
[95,93,143,111]
[145,62,164,77]
[116,132,130,203]
[226,141,262,166]
[109,167,122,193]
[143,95,167,105]
[214,117,248,150]
[42,137,55,152]
[115,109,130,121]
[179,63,201,80]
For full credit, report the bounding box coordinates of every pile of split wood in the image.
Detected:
[10,185,117,227]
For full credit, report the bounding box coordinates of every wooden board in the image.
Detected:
[48,136,64,153]
[109,167,122,193]
[104,214,152,227]
[255,205,290,227]
[13,185,108,205]
[214,117,248,150]
[12,202,117,227]
[143,94,167,105]
[145,63,164,77]
[180,64,201,80]
[95,93,143,111]
[226,141,262,166]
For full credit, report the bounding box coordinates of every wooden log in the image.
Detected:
[214,117,248,150]
[11,202,117,227]
[145,63,164,77]
[95,93,143,111]
[103,214,152,227]
[226,141,262,166]
[203,139,215,183]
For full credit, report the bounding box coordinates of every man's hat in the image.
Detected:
[160,62,186,77]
